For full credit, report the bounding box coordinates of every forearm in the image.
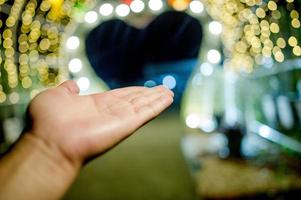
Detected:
[0,133,79,200]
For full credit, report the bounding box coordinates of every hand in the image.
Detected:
[0,80,173,200]
[27,80,174,166]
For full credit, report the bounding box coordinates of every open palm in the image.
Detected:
[27,80,174,165]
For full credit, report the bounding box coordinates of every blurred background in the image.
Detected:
[1,0,301,199]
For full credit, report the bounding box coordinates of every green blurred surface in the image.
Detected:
[63,111,197,200]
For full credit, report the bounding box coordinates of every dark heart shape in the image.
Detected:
[86,11,203,102]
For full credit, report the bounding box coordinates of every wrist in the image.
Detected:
[21,132,81,173]
[0,132,80,200]
[24,130,82,170]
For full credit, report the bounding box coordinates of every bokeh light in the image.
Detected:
[189,0,204,14]
[84,11,98,24]
[186,113,200,129]
[144,80,157,88]
[9,92,19,104]
[200,62,214,76]
[116,4,130,17]
[209,21,222,35]
[200,118,216,133]
[99,3,114,16]
[148,0,163,11]
[207,49,221,64]
[162,75,177,90]
[68,58,82,73]
[168,0,190,11]
[66,36,80,50]
[130,0,145,13]
[77,77,90,91]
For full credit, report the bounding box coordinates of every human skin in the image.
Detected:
[0,80,174,200]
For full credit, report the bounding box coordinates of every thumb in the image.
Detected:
[59,80,80,94]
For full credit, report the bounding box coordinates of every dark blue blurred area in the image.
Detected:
[141,59,198,103]
[86,11,203,104]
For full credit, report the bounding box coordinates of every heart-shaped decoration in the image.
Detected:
[85,11,203,102]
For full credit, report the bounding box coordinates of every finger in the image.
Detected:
[123,86,174,103]
[90,87,142,110]
[152,85,174,97]
[109,86,148,98]
[90,85,173,115]
[58,80,80,94]
[158,85,174,97]
[129,86,172,108]
[136,94,174,122]
[89,87,147,111]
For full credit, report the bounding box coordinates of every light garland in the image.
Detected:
[0,0,75,105]
[204,0,301,73]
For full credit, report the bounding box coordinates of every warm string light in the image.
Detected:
[204,0,301,73]
[0,0,74,105]
[168,0,191,11]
